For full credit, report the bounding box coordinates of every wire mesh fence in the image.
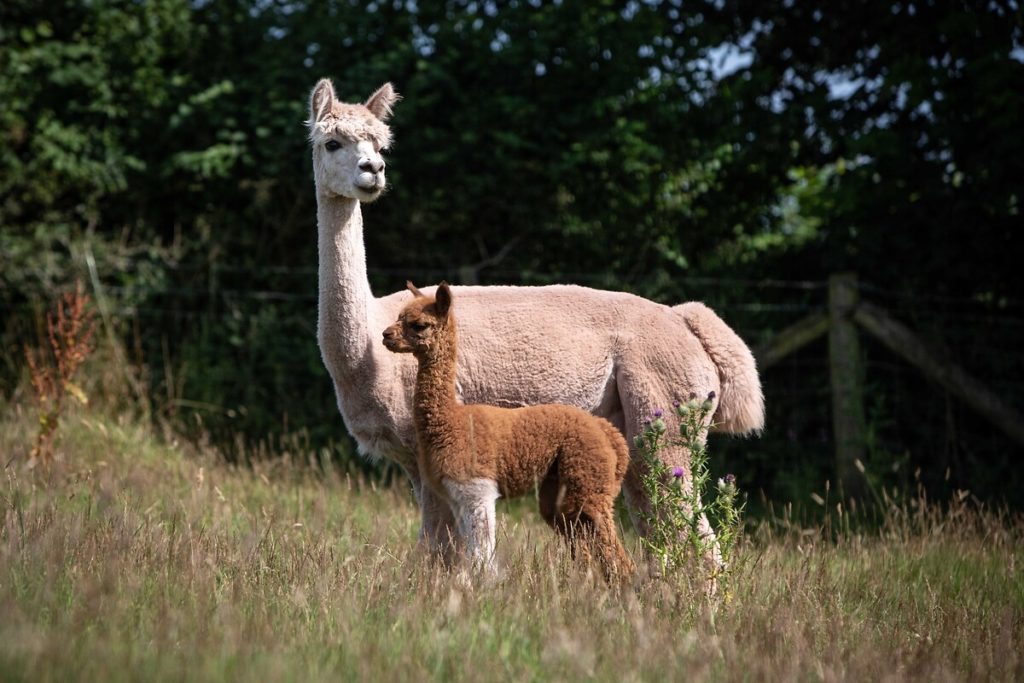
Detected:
[4,263,1023,504]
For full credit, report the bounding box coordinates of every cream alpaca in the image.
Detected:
[383,282,634,579]
[308,78,763,569]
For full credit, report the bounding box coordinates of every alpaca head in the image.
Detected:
[308,78,399,202]
[382,282,454,358]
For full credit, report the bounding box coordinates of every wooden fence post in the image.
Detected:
[753,272,1023,495]
[829,273,867,498]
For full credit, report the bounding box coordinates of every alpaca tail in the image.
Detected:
[598,419,631,485]
[673,302,765,435]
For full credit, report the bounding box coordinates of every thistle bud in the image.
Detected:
[717,473,738,495]
[653,417,667,434]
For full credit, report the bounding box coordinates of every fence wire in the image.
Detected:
[4,265,1023,502]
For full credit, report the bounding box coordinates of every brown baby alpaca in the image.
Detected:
[383,282,635,580]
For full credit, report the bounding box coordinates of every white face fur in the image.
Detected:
[308,79,399,203]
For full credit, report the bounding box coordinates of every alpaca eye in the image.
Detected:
[325,140,341,152]
[409,322,429,332]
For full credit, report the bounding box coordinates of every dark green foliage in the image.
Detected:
[1,1,1022,503]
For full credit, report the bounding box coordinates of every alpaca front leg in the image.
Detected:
[404,465,459,565]
[443,478,500,572]
[418,483,461,566]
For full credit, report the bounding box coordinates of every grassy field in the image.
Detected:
[1,404,1022,682]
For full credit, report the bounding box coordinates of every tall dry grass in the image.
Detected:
[1,403,1021,682]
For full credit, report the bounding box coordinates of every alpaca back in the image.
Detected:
[462,403,623,500]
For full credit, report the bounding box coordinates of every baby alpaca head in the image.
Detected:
[382,281,454,358]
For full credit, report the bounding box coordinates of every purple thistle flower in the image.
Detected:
[653,408,663,418]
[672,466,685,479]
[724,473,736,485]
[672,399,681,408]
[643,417,652,426]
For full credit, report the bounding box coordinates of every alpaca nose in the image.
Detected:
[359,157,384,173]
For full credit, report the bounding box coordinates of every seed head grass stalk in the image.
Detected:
[0,403,1021,682]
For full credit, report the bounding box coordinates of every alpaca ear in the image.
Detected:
[435,281,453,318]
[365,82,400,121]
[406,281,425,298]
[309,78,336,124]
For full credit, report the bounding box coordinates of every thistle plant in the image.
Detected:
[633,391,744,589]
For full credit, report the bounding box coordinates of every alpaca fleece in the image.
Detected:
[308,77,762,575]
[384,283,634,579]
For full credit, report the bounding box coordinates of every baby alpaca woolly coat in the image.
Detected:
[383,282,634,578]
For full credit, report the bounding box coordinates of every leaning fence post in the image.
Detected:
[854,302,1024,449]
[829,272,867,498]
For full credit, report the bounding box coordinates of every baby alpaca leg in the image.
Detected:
[538,466,563,529]
[541,455,632,581]
[443,478,500,572]
[591,505,635,580]
[561,503,633,582]
[556,440,634,580]
[537,464,591,562]
[538,468,598,567]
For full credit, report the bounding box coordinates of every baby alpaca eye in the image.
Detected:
[325,140,341,152]
[409,322,429,332]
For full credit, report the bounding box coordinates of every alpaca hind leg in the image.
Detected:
[539,472,601,570]
[556,494,633,581]
[559,496,632,582]
[537,466,563,530]
[616,368,725,588]
[591,507,635,580]
[551,507,596,566]
[539,469,594,566]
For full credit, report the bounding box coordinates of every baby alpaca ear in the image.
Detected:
[365,82,400,121]
[435,281,453,318]
[406,281,425,298]
[309,78,336,125]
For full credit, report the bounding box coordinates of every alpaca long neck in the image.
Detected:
[413,331,460,437]
[317,193,375,374]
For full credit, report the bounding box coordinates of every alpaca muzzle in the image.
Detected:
[382,327,407,352]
